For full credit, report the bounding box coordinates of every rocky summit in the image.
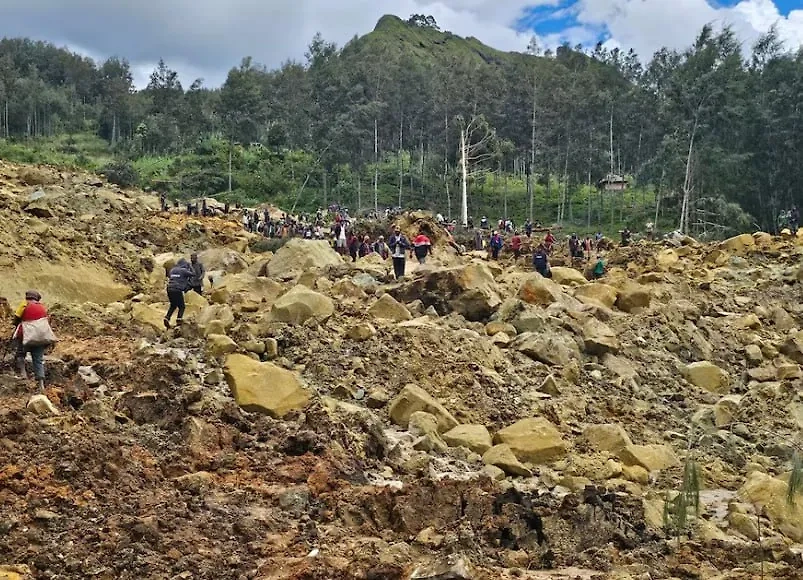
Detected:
[1,160,803,579]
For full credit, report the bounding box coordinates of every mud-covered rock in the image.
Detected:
[442,424,493,454]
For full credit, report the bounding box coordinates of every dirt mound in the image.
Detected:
[2,161,803,578]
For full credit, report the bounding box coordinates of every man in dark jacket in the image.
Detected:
[189,253,206,295]
[388,227,410,280]
[164,259,195,328]
[533,244,551,278]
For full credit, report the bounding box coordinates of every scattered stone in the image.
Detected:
[408,411,440,436]
[512,332,580,366]
[366,388,390,409]
[206,334,238,357]
[224,354,310,418]
[616,284,651,313]
[268,239,342,279]
[713,395,742,428]
[618,444,679,472]
[485,321,516,337]
[368,294,412,322]
[264,338,278,359]
[410,555,474,580]
[388,384,458,433]
[240,340,266,355]
[27,395,59,417]
[739,471,803,542]
[77,365,102,386]
[519,275,564,306]
[481,464,506,481]
[538,374,561,396]
[550,266,588,287]
[581,318,620,355]
[442,424,493,454]
[729,512,759,541]
[720,233,755,254]
[573,282,619,309]
[494,417,567,464]
[583,424,633,454]
[744,344,763,366]
[345,322,377,341]
[174,471,213,494]
[271,285,334,324]
[683,361,730,393]
[482,444,532,477]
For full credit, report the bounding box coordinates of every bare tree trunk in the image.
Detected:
[609,109,614,178]
[373,118,379,213]
[587,129,593,228]
[322,170,328,208]
[460,126,469,228]
[529,76,537,223]
[680,117,699,234]
[654,168,665,227]
[357,173,361,212]
[398,111,403,208]
[111,113,118,146]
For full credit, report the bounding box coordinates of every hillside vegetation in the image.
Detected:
[0,15,801,236]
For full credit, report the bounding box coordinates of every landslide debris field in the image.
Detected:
[1,160,803,580]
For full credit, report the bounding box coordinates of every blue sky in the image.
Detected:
[512,0,803,59]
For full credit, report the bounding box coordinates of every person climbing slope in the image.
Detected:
[164,259,195,329]
[189,253,206,295]
[412,231,432,264]
[12,290,56,390]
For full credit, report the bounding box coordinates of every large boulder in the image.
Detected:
[223,354,310,418]
[656,249,679,270]
[369,294,412,322]
[268,239,343,279]
[581,318,620,355]
[519,275,564,306]
[482,444,532,477]
[739,472,803,542]
[388,384,458,433]
[780,331,803,363]
[196,304,236,332]
[583,424,633,454]
[550,266,588,287]
[493,418,567,464]
[720,233,756,254]
[618,444,679,472]
[442,424,493,454]
[131,303,167,334]
[573,283,619,309]
[388,262,502,321]
[512,332,580,366]
[683,361,730,394]
[616,284,651,313]
[197,248,248,274]
[212,273,283,304]
[271,285,334,324]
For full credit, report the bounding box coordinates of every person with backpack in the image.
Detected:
[373,236,390,260]
[412,231,432,264]
[164,259,196,329]
[532,244,551,278]
[12,290,55,390]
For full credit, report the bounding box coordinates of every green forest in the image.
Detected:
[0,14,802,237]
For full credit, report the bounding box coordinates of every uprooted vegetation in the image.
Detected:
[1,160,803,579]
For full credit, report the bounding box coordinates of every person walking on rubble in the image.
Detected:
[189,253,206,295]
[388,227,411,280]
[412,231,432,264]
[12,290,56,390]
[164,259,195,329]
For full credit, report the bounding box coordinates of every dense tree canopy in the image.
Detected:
[1,16,802,235]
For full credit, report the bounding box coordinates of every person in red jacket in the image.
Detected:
[510,231,522,259]
[12,290,49,389]
[412,232,432,264]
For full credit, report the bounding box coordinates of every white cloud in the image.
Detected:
[573,0,803,59]
[0,1,801,88]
